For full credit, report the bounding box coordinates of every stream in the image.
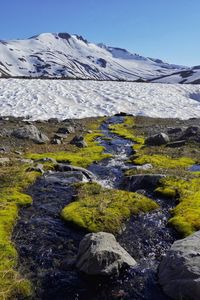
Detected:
[13,116,178,300]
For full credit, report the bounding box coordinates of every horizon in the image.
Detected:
[1,0,200,67]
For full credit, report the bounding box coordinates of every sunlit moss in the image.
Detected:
[157,176,200,236]
[0,163,39,299]
[26,131,111,168]
[61,182,158,233]
[133,154,194,169]
[109,116,145,150]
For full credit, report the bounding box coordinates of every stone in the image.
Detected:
[167,127,183,134]
[57,126,75,134]
[122,174,165,192]
[159,230,200,300]
[51,138,62,145]
[145,133,170,146]
[12,125,49,144]
[18,158,33,164]
[70,135,88,148]
[35,157,57,164]
[14,150,23,155]
[45,171,86,185]
[55,164,96,181]
[26,163,44,174]
[76,232,136,276]
[53,133,68,139]
[180,126,200,142]
[0,157,10,165]
[130,163,153,171]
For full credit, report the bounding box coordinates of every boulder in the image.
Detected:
[76,232,136,276]
[145,133,170,146]
[55,164,95,181]
[180,126,200,143]
[159,230,200,300]
[45,171,86,185]
[12,125,49,144]
[122,174,165,192]
[70,135,87,148]
[57,126,75,134]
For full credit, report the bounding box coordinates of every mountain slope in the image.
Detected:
[0,32,186,81]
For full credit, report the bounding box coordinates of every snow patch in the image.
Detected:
[0,79,200,120]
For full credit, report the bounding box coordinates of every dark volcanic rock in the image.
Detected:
[145,133,170,146]
[122,174,165,192]
[70,135,88,148]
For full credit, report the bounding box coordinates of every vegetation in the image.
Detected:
[0,162,40,299]
[156,176,200,237]
[26,129,111,168]
[61,182,158,233]
[133,154,194,169]
[108,115,200,237]
[109,117,145,150]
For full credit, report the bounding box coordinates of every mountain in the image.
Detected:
[0,32,189,81]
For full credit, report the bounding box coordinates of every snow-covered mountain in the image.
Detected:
[0,32,187,81]
[152,66,200,84]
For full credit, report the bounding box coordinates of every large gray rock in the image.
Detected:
[12,125,49,144]
[159,230,200,300]
[145,133,170,146]
[55,164,96,181]
[76,232,136,276]
[122,174,165,192]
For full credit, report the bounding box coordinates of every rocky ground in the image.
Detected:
[0,113,200,300]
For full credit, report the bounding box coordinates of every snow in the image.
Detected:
[0,79,200,120]
[0,32,186,81]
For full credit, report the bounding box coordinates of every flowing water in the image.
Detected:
[13,116,178,300]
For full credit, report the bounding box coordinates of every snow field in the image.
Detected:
[0,79,200,120]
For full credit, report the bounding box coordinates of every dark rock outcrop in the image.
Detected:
[145,133,170,146]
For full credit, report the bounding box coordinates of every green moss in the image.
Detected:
[133,154,194,169]
[0,163,39,299]
[61,182,159,233]
[157,176,200,236]
[155,187,177,198]
[109,116,145,150]
[26,131,112,168]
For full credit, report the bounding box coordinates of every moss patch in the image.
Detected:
[157,176,200,236]
[0,162,39,299]
[61,182,158,234]
[26,130,111,168]
[133,154,195,169]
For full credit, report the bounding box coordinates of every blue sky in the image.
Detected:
[1,0,199,66]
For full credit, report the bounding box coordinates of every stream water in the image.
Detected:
[13,116,178,300]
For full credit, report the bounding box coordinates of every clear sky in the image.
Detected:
[1,0,199,66]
